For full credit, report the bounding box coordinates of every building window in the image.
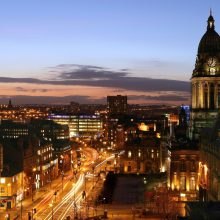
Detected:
[151,150,154,159]
[191,160,196,172]
[190,177,196,191]
[0,187,5,193]
[180,176,186,190]
[128,151,131,158]
[0,178,5,184]
[180,160,186,172]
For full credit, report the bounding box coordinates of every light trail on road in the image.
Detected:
[38,150,125,220]
[43,174,84,220]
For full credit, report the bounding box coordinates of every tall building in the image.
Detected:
[190,12,220,140]
[170,12,220,202]
[107,95,127,114]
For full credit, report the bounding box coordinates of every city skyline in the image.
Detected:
[0,0,219,104]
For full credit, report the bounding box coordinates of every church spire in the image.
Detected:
[207,9,215,30]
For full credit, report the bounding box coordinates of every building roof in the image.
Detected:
[1,164,22,177]
[170,138,198,151]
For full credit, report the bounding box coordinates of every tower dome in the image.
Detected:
[198,14,220,54]
[193,12,220,77]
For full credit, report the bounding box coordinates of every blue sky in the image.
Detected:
[0,0,218,104]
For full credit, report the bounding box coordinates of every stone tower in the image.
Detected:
[190,12,220,139]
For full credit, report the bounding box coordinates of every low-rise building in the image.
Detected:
[169,139,199,201]
[0,168,23,210]
[199,118,220,201]
[120,133,161,174]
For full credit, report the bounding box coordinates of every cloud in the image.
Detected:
[0,64,190,93]
[0,95,106,105]
[15,87,49,93]
[128,94,190,102]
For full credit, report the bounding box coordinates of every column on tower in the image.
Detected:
[208,83,210,109]
[218,84,220,109]
[210,83,215,109]
[214,83,218,109]
[204,83,208,109]
[199,81,204,108]
[197,83,201,108]
[192,83,196,108]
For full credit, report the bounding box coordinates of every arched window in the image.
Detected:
[180,160,186,172]
[191,160,196,172]
[180,176,186,190]
[190,177,196,191]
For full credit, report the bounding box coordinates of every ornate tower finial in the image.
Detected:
[207,10,215,30]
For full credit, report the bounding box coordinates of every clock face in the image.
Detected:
[210,67,216,75]
[207,57,217,67]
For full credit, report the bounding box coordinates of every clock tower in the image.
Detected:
[190,12,220,139]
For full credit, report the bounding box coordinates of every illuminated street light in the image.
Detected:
[32,167,37,201]
[61,171,64,193]
[49,201,54,220]
[5,213,10,220]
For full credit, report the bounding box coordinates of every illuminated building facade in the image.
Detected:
[190,12,220,140]
[122,138,161,174]
[0,105,48,122]
[169,141,199,201]
[49,114,102,137]
[0,121,29,139]
[36,142,58,188]
[30,119,70,141]
[0,171,23,210]
[199,123,220,201]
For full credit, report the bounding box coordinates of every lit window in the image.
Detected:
[0,178,5,184]
[138,150,141,158]
[180,176,186,190]
[190,177,196,191]
[128,151,132,158]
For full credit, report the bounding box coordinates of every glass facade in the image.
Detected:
[49,114,103,137]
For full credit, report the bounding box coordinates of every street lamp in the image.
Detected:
[82,168,87,195]
[103,197,106,216]
[49,201,54,220]
[71,150,74,176]
[61,171,65,193]
[7,183,11,196]
[5,213,10,220]
[72,183,78,219]
[50,161,53,188]
[32,168,36,201]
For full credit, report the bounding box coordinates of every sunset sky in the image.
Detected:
[0,0,219,105]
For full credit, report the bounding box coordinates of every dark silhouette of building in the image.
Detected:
[8,99,13,109]
[107,95,127,114]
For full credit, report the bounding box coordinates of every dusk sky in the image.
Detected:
[0,0,219,105]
